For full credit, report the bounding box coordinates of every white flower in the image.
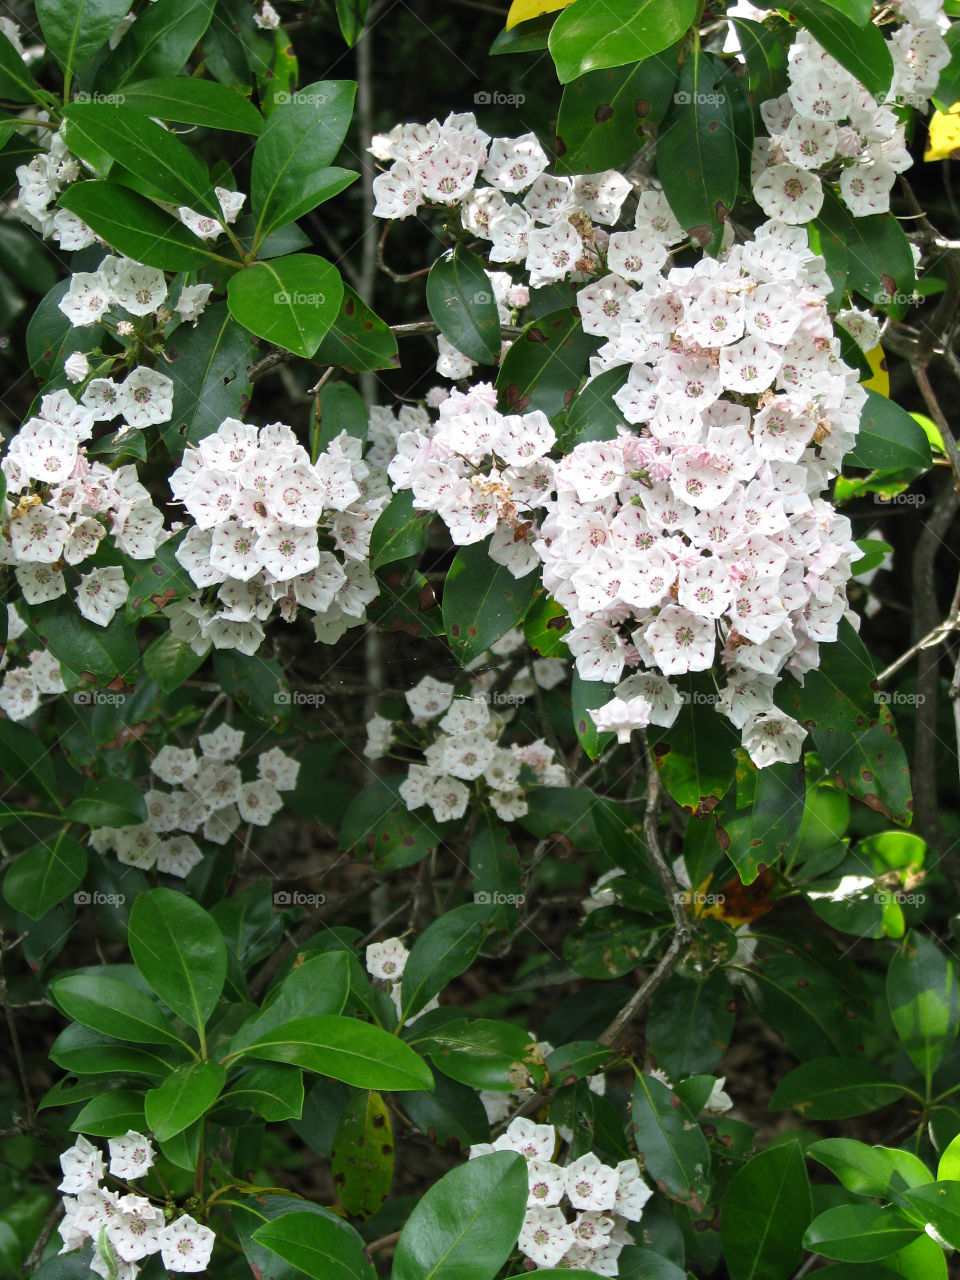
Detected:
[156,835,204,877]
[526,1159,565,1207]
[178,206,222,240]
[496,1117,555,1161]
[704,1076,733,1113]
[741,708,807,767]
[10,505,69,562]
[113,261,167,317]
[105,1194,164,1262]
[237,779,283,825]
[198,723,245,760]
[76,566,128,626]
[257,747,300,791]
[175,283,214,325]
[64,351,89,383]
[752,163,823,224]
[59,272,114,326]
[108,1131,155,1180]
[121,367,174,428]
[405,675,455,719]
[58,1138,106,1194]
[482,134,549,193]
[565,1152,619,1211]
[590,694,654,744]
[519,1205,574,1268]
[215,187,246,222]
[614,1158,654,1220]
[366,937,409,980]
[157,1214,215,1272]
[151,746,199,785]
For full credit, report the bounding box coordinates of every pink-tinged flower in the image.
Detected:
[590,694,654,744]
[753,163,823,224]
[644,605,716,676]
[108,1131,155,1180]
[482,134,549,193]
[75,566,128,627]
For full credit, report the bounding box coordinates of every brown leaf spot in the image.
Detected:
[594,103,615,123]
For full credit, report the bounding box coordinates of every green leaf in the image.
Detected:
[426,246,501,365]
[369,489,434,570]
[70,1089,146,1138]
[142,628,206,694]
[252,1212,375,1280]
[784,0,893,99]
[815,191,916,311]
[572,671,615,760]
[233,1015,435,1091]
[3,837,86,921]
[731,17,789,109]
[331,1090,394,1219]
[469,809,523,926]
[314,285,399,372]
[887,930,960,1086]
[846,388,934,472]
[27,595,140,685]
[646,973,734,1080]
[519,786,600,850]
[211,649,289,729]
[657,46,737,254]
[227,254,343,358]
[902,1182,960,1249]
[125,535,195,621]
[802,1204,921,1262]
[336,0,371,44]
[721,1139,811,1280]
[400,903,493,1022]
[164,302,257,452]
[339,776,447,869]
[63,779,147,828]
[128,888,228,1033]
[812,705,913,827]
[58,180,222,272]
[220,1063,304,1122]
[938,1133,960,1182]
[50,972,187,1046]
[37,0,132,79]
[119,77,263,132]
[413,1017,547,1092]
[496,307,596,417]
[777,616,879,732]
[630,1072,711,1209]
[0,721,59,804]
[555,51,678,175]
[543,1041,610,1085]
[251,81,357,242]
[98,0,215,89]
[50,1024,183,1077]
[62,101,217,213]
[769,1058,907,1119]
[819,0,872,22]
[145,1060,226,1140]
[651,677,738,815]
[716,754,806,884]
[807,1139,932,1199]
[0,32,42,102]
[230,952,351,1052]
[443,539,539,665]
[557,366,627,452]
[399,1073,491,1150]
[392,1151,528,1280]
[548,0,696,83]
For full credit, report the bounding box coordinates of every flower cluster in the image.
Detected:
[0,388,166,624]
[15,123,96,251]
[168,418,385,655]
[365,936,439,1021]
[58,253,211,335]
[0,605,68,720]
[57,1134,214,1276]
[469,1117,652,1275]
[750,4,950,224]
[435,269,529,381]
[371,112,632,287]
[364,671,565,822]
[90,725,299,876]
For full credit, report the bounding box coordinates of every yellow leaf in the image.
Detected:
[861,343,889,396]
[924,104,960,162]
[505,0,575,30]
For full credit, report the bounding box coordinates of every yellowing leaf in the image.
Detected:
[505,0,574,30]
[925,105,960,161]
[861,343,889,396]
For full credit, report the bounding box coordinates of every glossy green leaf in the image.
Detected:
[721,1139,811,1280]
[413,1017,547,1092]
[99,0,215,88]
[846,389,934,472]
[443,539,539,665]
[50,972,187,1046]
[496,307,596,417]
[253,1211,376,1280]
[119,76,263,132]
[807,1139,932,1199]
[233,1014,435,1091]
[785,0,893,99]
[145,1060,226,1140]
[230,952,351,1052]
[50,1024,183,1077]
[557,366,627,451]
[469,809,523,925]
[3,837,86,921]
[399,1072,491,1150]
[314,285,400,372]
[630,1071,711,1209]
[339,776,447,869]
[716,754,806,884]
[902,1182,960,1249]
[220,1064,304,1122]
[392,1151,528,1280]
[251,81,357,241]
[0,32,42,101]
[336,0,371,44]
[571,671,615,761]
[803,1204,921,1262]
[369,489,434,570]
[769,1058,907,1119]
[400,903,493,1022]
[227,255,343,358]
[64,779,147,828]
[815,192,916,311]
[0,721,59,805]
[548,0,696,83]
[37,0,133,78]
[27,595,139,684]
[128,888,228,1033]
[887,930,960,1085]
[426,246,501,365]
[651,677,738,816]
[646,973,735,1080]
[70,1089,146,1138]
[58,181,222,272]
[813,704,913,828]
